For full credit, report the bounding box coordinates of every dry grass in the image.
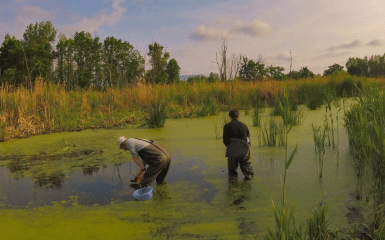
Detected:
[1,75,384,141]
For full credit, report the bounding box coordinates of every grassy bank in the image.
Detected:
[0,73,382,141]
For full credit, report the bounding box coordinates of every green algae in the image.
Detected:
[0,103,370,239]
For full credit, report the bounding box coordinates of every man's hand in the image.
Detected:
[134,167,146,180]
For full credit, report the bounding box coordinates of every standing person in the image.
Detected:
[117,136,171,188]
[223,109,254,180]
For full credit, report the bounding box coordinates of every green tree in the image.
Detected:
[165,58,180,83]
[125,48,145,86]
[146,42,170,84]
[367,54,385,77]
[323,63,344,76]
[266,65,285,80]
[298,66,315,78]
[54,33,67,84]
[287,70,301,80]
[239,57,266,81]
[346,57,369,76]
[90,36,103,88]
[208,72,220,83]
[23,21,57,85]
[119,41,144,87]
[102,37,144,88]
[73,31,94,88]
[0,34,25,86]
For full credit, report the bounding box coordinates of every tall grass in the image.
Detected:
[265,202,337,240]
[145,101,167,128]
[252,101,263,126]
[344,84,385,231]
[0,74,381,141]
[312,122,327,178]
[258,117,278,146]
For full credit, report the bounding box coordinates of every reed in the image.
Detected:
[305,205,332,239]
[1,75,384,141]
[275,86,298,206]
[145,101,167,128]
[344,84,385,231]
[323,86,335,148]
[312,122,327,178]
[252,101,263,126]
[258,117,278,146]
[332,94,342,165]
[264,200,304,240]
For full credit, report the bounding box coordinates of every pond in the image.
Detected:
[0,104,370,239]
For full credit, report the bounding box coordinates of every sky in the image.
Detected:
[0,0,385,76]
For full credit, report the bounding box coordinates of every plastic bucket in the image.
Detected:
[133,187,153,201]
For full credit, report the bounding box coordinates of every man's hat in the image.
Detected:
[117,136,127,149]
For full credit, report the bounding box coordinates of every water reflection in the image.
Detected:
[82,165,100,176]
[226,176,252,210]
[0,155,218,208]
[34,172,65,189]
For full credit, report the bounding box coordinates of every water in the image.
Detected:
[0,105,370,239]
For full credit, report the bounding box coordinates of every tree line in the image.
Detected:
[1,21,385,89]
[0,21,181,90]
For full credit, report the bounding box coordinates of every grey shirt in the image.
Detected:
[124,138,151,158]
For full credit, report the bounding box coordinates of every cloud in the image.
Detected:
[189,25,230,41]
[189,17,272,41]
[63,0,126,35]
[327,39,362,51]
[230,19,272,37]
[367,39,384,47]
[313,51,351,60]
[0,5,54,41]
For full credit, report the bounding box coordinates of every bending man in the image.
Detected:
[223,109,254,180]
[117,137,171,187]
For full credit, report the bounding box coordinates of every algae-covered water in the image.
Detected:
[0,106,371,239]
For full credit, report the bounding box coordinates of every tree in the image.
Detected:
[367,54,385,77]
[215,36,228,82]
[323,63,344,76]
[298,66,315,78]
[287,70,301,80]
[23,21,57,85]
[239,57,266,81]
[208,72,220,83]
[266,65,285,80]
[90,35,103,88]
[0,34,24,86]
[73,31,94,88]
[346,57,369,77]
[165,58,180,83]
[146,42,170,84]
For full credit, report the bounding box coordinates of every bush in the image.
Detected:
[145,102,166,128]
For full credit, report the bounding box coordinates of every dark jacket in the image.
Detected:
[223,118,250,157]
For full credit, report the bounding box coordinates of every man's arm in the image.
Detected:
[223,124,230,147]
[133,157,146,180]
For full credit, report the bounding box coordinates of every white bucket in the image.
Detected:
[133,187,153,201]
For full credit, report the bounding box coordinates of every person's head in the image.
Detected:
[229,109,239,119]
[117,136,127,150]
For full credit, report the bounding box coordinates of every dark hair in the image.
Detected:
[229,109,239,119]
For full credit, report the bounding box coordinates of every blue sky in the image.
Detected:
[1,0,385,75]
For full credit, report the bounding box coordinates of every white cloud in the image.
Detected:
[230,19,272,37]
[62,0,126,36]
[189,17,272,41]
[327,40,363,51]
[0,5,54,41]
[189,25,230,41]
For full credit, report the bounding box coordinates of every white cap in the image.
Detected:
[117,136,127,149]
